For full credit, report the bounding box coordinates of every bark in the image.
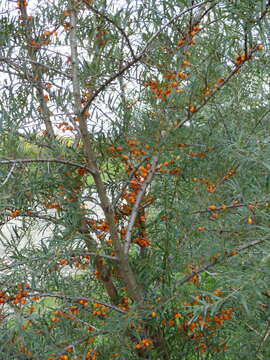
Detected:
[69,2,143,305]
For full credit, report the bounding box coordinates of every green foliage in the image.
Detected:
[0,0,270,359]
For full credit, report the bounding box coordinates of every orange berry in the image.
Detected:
[51,316,59,322]
[207,184,216,193]
[197,226,206,231]
[170,81,178,88]
[163,89,172,96]
[211,212,219,219]
[188,105,196,113]
[43,30,51,37]
[192,25,202,31]
[59,356,68,360]
[58,259,68,266]
[182,60,191,66]
[10,209,21,218]
[31,40,39,47]
[176,39,185,46]
[165,73,177,79]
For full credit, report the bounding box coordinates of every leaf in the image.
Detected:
[240,296,249,315]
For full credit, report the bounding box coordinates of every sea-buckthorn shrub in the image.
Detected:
[0,0,270,359]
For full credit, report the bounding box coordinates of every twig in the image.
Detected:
[256,320,270,354]
[0,163,16,187]
[245,323,260,336]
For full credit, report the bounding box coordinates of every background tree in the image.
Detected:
[0,0,270,359]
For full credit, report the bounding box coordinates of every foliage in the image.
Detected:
[0,0,270,359]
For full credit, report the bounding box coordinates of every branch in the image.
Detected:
[82,1,136,59]
[69,2,144,304]
[29,291,126,314]
[259,0,270,21]
[177,236,269,286]
[193,46,259,114]
[81,0,210,114]
[192,199,269,214]
[0,55,72,80]
[112,155,149,207]
[11,212,58,224]
[124,155,159,255]
[166,12,266,131]
[0,251,118,273]
[139,1,210,55]
[256,320,270,354]
[0,158,95,174]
